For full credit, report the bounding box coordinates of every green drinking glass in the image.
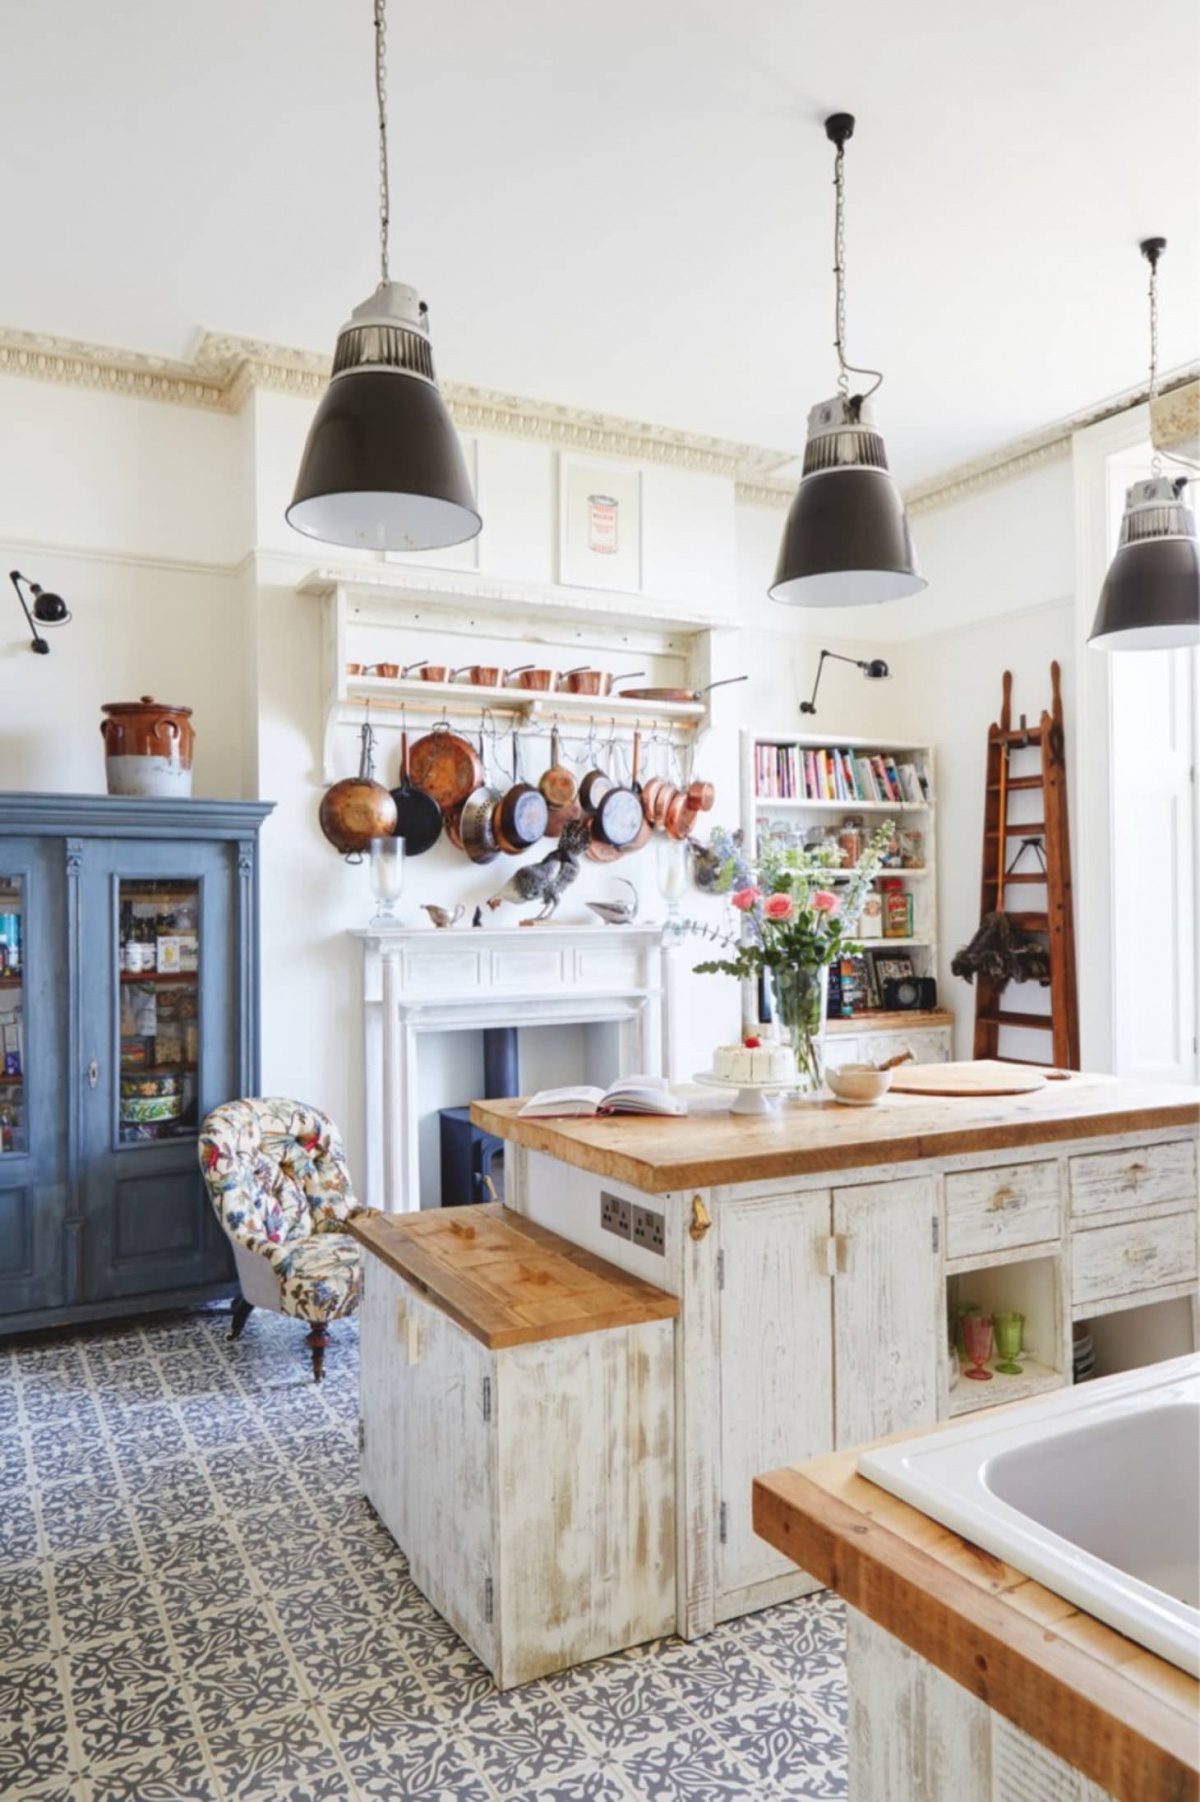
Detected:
[993,1310,1025,1376]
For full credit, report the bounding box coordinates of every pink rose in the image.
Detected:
[764,894,794,920]
[731,886,761,912]
[811,891,840,914]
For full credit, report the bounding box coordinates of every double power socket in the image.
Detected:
[600,1190,665,1256]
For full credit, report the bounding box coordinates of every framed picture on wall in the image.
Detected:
[384,435,480,572]
[558,456,642,593]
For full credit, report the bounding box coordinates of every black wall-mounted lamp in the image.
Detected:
[9,570,72,654]
[799,648,890,715]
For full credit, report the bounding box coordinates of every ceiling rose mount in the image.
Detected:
[1089,235,1200,651]
[287,0,482,554]
[770,110,925,610]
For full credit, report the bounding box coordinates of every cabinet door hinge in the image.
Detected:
[931,1215,940,1254]
[482,1376,492,1422]
[716,1250,726,1290]
[483,1576,494,1624]
[718,1501,728,1545]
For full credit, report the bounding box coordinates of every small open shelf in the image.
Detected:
[946,1253,1065,1419]
[120,971,198,985]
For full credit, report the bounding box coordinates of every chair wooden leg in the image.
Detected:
[228,1297,254,1341]
[305,1320,331,1383]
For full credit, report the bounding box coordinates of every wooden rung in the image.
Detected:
[986,776,1043,792]
[986,822,1047,837]
[979,1010,1054,1030]
[993,872,1048,886]
[995,727,1046,745]
[994,1055,1055,1068]
[1006,912,1049,930]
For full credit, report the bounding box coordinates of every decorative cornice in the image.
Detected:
[1,321,1195,517]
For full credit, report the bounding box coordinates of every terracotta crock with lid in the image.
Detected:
[100,697,195,797]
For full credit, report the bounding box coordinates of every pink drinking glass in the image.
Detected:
[961,1313,995,1381]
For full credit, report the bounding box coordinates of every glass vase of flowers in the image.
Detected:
[688,820,895,1094]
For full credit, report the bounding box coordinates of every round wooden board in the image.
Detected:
[888,1060,1048,1098]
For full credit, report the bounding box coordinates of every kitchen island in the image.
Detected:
[474,1070,1199,1638]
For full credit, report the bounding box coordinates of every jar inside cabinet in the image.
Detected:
[117,879,200,1145]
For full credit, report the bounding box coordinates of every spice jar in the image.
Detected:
[838,815,864,868]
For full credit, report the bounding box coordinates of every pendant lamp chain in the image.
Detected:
[832,141,849,396]
[1146,238,1162,475]
[827,120,882,402]
[375,0,391,286]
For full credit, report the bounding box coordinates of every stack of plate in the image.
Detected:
[1072,1322,1096,1383]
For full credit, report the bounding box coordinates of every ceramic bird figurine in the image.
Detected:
[587,879,639,926]
[422,904,465,930]
[486,818,592,921]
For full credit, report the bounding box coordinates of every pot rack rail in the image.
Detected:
[326,677,707,781]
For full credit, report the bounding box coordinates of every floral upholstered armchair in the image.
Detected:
[199,1098,380,1381]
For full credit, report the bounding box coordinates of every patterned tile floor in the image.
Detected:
[0,1304,848,1802]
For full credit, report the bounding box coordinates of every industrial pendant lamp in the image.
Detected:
[1089,239,1200,651]
[771,114,924,608]
[287,0,481,553]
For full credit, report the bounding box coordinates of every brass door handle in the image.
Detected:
[689,1196,711,1241]
[988,1186,1022,1212]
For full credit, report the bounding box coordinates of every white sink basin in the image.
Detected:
[858,1355,1200,1675]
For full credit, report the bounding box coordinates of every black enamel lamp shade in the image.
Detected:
[771,396,925,607]
[287,283,481,554]
[1089,477,1200,650]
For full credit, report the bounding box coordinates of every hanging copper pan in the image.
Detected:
[408,723,484,812]
[494,729,548,852]
[538,727,578,812]
[624,732,653,854]
[319,722,397,861]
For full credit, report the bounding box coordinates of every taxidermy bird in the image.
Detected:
[486,818,592,920]
[587,879,639,926]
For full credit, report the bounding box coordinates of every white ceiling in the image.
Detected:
[1,0,1197,485]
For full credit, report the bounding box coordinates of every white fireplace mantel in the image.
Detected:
[358,922,668,1211]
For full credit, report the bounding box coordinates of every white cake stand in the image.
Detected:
[693,1071,799,1116]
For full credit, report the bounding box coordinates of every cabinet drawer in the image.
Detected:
[945,1160,1062,1260]
[1071,1211,1198,1309]
[1069,1140,1197,1219]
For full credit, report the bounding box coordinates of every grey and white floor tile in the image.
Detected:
[0,1305,847,1801]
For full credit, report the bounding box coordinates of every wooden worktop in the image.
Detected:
[826,1007,955,1035]
[350,1202,678,1349]
[472,1071,1200,1196]
[753,1440,1199,1802]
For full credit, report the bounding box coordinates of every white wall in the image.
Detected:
[0,364,1100,1198]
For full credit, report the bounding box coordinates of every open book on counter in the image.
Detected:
[518,1075,687,1119]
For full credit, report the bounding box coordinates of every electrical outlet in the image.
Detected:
[600,1191,632,1239]
[632,1204,666,1256]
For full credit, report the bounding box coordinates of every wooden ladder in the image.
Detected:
[971,662,1080,1070]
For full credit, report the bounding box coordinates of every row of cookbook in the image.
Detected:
[755,745,931,805]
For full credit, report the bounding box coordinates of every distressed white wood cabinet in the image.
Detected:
[353,1206,679,1688]
[477,1073,1199,1639]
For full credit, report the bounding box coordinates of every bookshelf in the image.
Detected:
[739,729,953,1063]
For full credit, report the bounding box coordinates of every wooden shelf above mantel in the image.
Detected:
[306,566,736,781]
[298,566,736,640]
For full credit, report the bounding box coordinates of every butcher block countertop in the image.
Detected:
[350,1203,678,1349]
[471,1071,1200,1196]
[753,1442,1199,1802]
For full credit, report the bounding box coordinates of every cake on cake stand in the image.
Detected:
[692,1072,800,1116]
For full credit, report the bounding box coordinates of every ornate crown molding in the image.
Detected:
[2,321,1195,517]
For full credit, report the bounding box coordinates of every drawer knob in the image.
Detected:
[989,1186,1021,1212]
[1123,1163,1150,1185]
[1123,1243,1157,1264]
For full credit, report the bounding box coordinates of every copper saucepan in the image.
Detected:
[556,668,646,697]
[508,668,557,692]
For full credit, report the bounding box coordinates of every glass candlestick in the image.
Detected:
[656,836,689,942]
[368,836,405,926]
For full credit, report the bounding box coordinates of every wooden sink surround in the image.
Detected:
[754,1437,1199,1802]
